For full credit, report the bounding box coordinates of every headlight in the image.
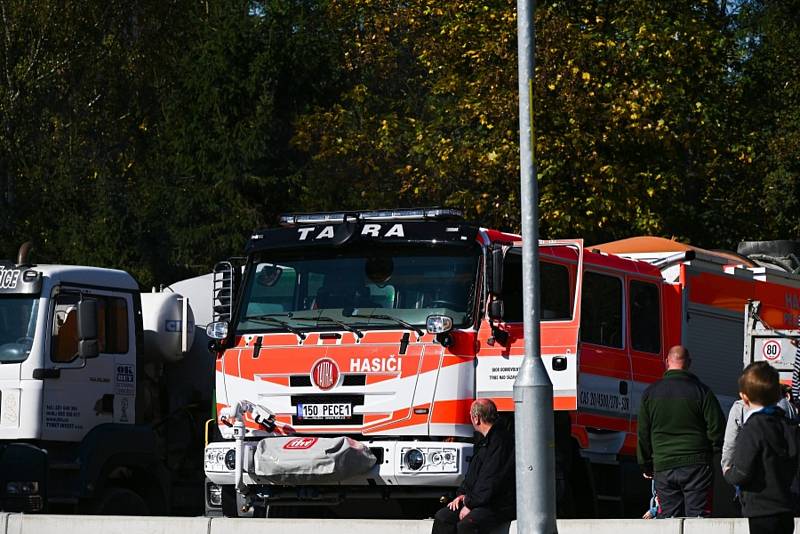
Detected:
[6,481,39,495]
[400,447,459,473]
[404,449,425,471]
[204,446,236,472]
[225,449,236,470]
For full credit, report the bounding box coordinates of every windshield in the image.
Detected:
[235,246,480,335]
[0,296,38,363]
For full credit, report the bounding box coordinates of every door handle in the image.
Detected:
[32,368,61,379]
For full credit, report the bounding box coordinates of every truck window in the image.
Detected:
[237,248,479,333]
[52,294,128,362]
[245,264,298,317]
[630,280,660,354]
[0,296,38,363]
[501,252,572,323]
[580,271,623,348]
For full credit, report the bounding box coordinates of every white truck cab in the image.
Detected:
[0,249,211,515]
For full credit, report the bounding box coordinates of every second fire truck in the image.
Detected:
[202,209,800,517]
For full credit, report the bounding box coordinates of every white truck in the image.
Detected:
[0,244,214,515]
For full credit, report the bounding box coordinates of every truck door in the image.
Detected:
[628,277,664,449]
[476,240,583,412]
[576,266,633,455]
[41,288,135,442]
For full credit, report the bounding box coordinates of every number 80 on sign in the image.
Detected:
[762,340,781,361]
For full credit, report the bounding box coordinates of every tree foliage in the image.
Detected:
[0,0,797,285]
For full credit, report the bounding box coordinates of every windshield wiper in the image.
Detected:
[344,312,424,337]
[242,314,307,340]
[242,312,363,338]
[313,316,364,338]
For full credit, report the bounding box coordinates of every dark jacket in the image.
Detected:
[637,369,725,474]
[457,422,516,518]
[724,406,800,517]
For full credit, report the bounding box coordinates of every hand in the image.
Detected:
[447,495,465,511]
[459,505,471,521]
[643,510,655,520]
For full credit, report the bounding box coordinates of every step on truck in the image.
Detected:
[202,209,800,518]
[0,243,214,515]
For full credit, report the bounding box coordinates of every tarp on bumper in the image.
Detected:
[252,436,377,483]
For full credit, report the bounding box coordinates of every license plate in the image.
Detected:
[296,403,352,419]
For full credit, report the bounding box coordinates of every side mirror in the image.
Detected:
[77,298,99,358]
[488,299,504,321]
[488,246,504,296]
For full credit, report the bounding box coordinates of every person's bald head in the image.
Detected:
[470,398,498,425]
[666,345,691,370]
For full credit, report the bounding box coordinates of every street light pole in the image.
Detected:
[514,0,557,533]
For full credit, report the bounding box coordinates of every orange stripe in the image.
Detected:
[494,397,514,411]
[364,405,428,433]
[554,396,577,410]
[363,413,392,424]
[430,399,472,424]
[485,395,577,412]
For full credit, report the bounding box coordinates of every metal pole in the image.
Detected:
[514,0,557,533]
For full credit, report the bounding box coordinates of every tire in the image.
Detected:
[93,486,150,515]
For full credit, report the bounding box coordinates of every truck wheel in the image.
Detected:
[93,487,150,515]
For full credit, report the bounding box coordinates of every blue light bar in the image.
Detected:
[279,208,463,227]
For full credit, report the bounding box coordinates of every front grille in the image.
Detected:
[289,374,367,387]
[291,394,364,426]
[289,375,311,387]
[3,495,44,512]
[342,374,366,386]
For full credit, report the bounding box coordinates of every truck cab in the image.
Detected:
[0,253,209,515]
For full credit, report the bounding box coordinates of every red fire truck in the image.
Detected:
[202,209,800,518]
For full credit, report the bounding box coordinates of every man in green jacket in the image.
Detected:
[637,345,725,518]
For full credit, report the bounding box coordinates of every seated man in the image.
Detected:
[432,399,516,534]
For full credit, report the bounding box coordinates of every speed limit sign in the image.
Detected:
[762,340,782,361]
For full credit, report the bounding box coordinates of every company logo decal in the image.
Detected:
[0,268,20,289]
[311,358,339,390]
[283,437,318,450]
[349,355,402,373]
[297,223,405,241]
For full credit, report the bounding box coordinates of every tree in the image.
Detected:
[293,0,739,245]
[731,0,800,241]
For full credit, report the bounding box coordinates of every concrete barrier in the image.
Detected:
[3,514,210,534]
[209,518,435,534]
[1,515,799,534]
[683,517,800,534]
[483,518,685,534]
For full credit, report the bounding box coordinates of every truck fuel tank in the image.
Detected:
[140,292,196,363]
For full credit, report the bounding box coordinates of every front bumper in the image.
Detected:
[205,439,472,488]
[0,442,47,512]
